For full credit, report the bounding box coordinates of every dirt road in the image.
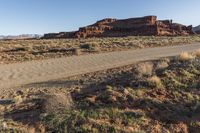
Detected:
[0,43,200,89]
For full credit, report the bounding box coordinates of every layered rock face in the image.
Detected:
[193,25,200,34]
[42,32,75,39]
[74,16,158,38]
[43,16,194,39]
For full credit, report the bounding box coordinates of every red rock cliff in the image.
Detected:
[43,16,194,39]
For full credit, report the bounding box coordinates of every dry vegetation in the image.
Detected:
[0,54,199,132]
[0,35,200,64]
[195,49,200,57]
[179,52,195,61]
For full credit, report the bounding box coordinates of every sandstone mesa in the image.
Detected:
[43,16,194,39]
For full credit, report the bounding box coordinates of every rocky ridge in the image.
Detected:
[43,16,194,39]
[193,25,200,34]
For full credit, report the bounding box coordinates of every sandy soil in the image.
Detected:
[0,43,199,90]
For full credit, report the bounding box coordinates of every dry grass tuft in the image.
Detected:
[135,62,154,76]
[179,52,194,61]
[148,76,162,88]
[195,49,200,57]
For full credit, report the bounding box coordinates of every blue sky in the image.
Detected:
[0,0,199,35]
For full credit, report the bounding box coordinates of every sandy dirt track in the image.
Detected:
[0,43,200,89]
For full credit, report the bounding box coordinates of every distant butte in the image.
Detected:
[193,25,200,34]
[43,16,194,39]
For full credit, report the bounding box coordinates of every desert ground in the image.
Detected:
[0,36,200,64]
[0,36,200,133]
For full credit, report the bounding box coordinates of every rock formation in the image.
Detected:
[193,25,200,34]
[43,16,194,39]
[42,32,75,39]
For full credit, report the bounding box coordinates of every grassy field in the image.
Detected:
[0,35,200,64]
[0,51,200,133]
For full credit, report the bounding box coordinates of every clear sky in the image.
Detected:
[0,0,199,35]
